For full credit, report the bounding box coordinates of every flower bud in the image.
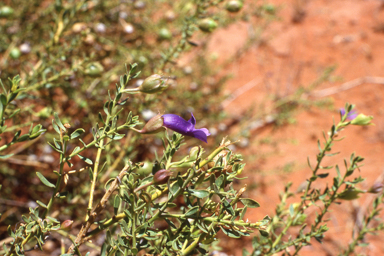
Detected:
[158,28,172,40]
[60,220,73,231]
[139,114,165,134]
[10,48,21,59]
[225,0,243,13]
[153,169,171,185]
[0,6,14,18]
[84,62,104,77]
[198,18,218,33]
[138,74,168,94]
[350,113,374,126]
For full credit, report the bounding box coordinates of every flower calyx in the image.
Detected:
[138,74,168,94]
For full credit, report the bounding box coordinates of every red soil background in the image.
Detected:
[207,0,384,255]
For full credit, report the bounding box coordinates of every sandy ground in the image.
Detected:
[208,0,384,255]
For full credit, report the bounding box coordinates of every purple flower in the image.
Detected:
[162,113,210,143]
[340,108,358,120]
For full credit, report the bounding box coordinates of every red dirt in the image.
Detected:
[208,0,384,255]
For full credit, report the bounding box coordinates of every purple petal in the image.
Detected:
[198,128,210,136]
[340,108,358,120]
[162,113,210,142]
[348,110,358,120]
[162,114,194,135]
[188,113,196,126]
[191,129,209,143]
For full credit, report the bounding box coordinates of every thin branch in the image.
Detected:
[67,163,131,254]
[310,76,384,98]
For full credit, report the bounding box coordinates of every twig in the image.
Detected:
[310,76,384,98]
[0,156,50,168]
[67,163,131,254]
[221,78,261,108]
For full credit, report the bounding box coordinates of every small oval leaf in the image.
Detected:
[189,189,210,199]
[185,206,199,216]
[70,128,85,140]
[54,112,66,131]
[36,172,55,188]
[36,200,48,209]
[240,198,260,208]
[77,154,93,165]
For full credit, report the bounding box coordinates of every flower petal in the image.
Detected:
[162,113,210,143]
[198,128,210,136]
[162,114,194,134]
[340,108,358,120]
[188,113,196,126]
[191,129,209,143]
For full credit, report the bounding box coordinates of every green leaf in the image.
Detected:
[7,225,15,238]
[54,112,66,131]
[336,165,341,179]
[169,181,180,197]
[164,218,177,229]
[189,189,210,199]
[2,242,9,253]
[114,195,120,215]
[8,108,20,119]
[0,94,7,107]
[259,229,269,237]
[46,216,60,223]
[0,125,7,134]
[36,200,48,208]
[242,248,250,256]
[17,134,30,142]
[220,226,241,238]
[31,124,42,134]
[36,172,55,188]
[103,101,110,115]
[98,112,105,124]
[77,154,93,165]
[185,206,199,216]
[223,200,235,215]
[70,128,85,140]
[240,198,260,208]
[52,119,60,134]
[57,191,68,198]
[239,206,247,220]
[88,167,94,181]
[215,174,224,188]
[196,221,209,233]
[289,204,294,217]
[318,173,329,178]
[309,175,318,182]
[47,141,63,154]
[107,133,125,140]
